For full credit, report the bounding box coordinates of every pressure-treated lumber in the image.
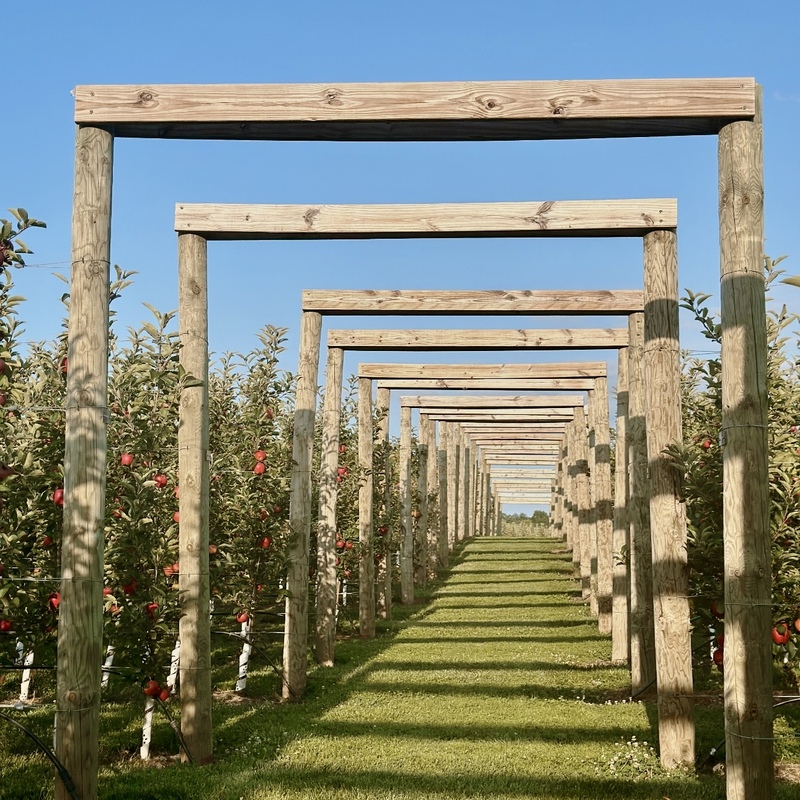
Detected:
[358,378,376,637]
[283,311,321,700]
[593,376,614,634]
[56,125,113,800]
[421,412,438,577]
[360,362,608,379]
[399,406,414,603]
[330,328,628,350]
[587,389,599,617]
[303,289,644,315]
[416,425,429,586]
[400,395,584,409]
[468,433,566,442]
[719,89,771,800]
[627,312,656,697]
[437,424,449,568]
[446,423,460,549]
[571,408,592,599]
[376,378,596,390]
[375,387,392,619]
[427,411,574,422]
[176,233,213,763]
[315,347,344,664]
[643,231,694,768]
[611,349,630,663]
[75,79,755,140]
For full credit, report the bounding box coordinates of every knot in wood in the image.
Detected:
[67,691,79,704]
[748,704,760,719]
[79,389,92,406]
[742,195,751,205]
[552,106,565,116]
[324,89,342,106]
[90,260,104,275]
[191,282,202,295]
[139,91,154,103]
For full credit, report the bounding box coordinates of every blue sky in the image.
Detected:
[6,1,800,509]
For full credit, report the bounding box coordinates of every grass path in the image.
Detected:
[8,536,799,798]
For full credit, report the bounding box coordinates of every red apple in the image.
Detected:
[53,487,65,507]
[58,356,68,374]
[143,680,160,697]
[343,569,351,578]
[158,687,171,702]
[236,611,249,624]
[710,600,724,620]
[702,439,712,450]
[122,579,138,596]
[48,592,61,611]
[337,466,348,476]
[0,619,12,633]
[259,536,271,549]
[791,425,798,434]
[0,358,6,373]
[153,473,168,488]
[109,604,121,615]
[173,486,180,498]
[120,453,134,467]
[253,462,266,475]
[259,508,268,521]
[265,407,274,420]
[208,544,217,555]
[772,623,791,645]
[173,511,180,523]
[339,444,346,454]
[145,602,159,619]
[713,649,724,667]
[0,392,6,406]
[102,586,113,597]
[335,539,345,550]
[41,536,54,547]
[344,541,354,550]
[378,525,388,535]
[273,505,282,515]
[254,449,266,462]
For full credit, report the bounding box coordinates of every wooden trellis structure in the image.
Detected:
[64,78,766,800]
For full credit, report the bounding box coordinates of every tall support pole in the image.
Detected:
[568,420,581,570]
[484,468,492,538]
[594,376,614,635]
[375,387,392,619]
[437,422,450,569]
[424,414,439,577]
[283,310,321,700]
[612,349,631,664]
[416,421,429,587]
[719,87,771,800]
[587,389,599,616]
[315,347,344,664]
[446,423,459,551]
[644,229,694,768]
[455,428,465,542]
[177,233,212,764]
[57,125,113,800]
[462,438,471,541]
[358,377,376,637]
[399,405,414,603]
[628,311,656,697]
[494,494,501,536]
[573,408,592,599]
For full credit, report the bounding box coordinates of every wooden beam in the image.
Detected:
[427,412,573,422]
[329,328,628,350]
[175,200,675,240]
[360,362,608,379]
[358,378,375,637]
[75,79,755,141]
[376,378,596,390]
[303,289,644,315]
[401,395,584,409]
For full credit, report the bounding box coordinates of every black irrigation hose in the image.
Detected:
[0,710,79,800]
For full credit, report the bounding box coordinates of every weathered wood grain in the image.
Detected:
[399,406,414,603]
[437,423,450,568]
[375,387,392,620]
[177,233,213,763]
[283,311,321,700]
[303,289,644,315]
[719,86,771,800]
[376,378,596,390]
[330,328,628,350]
[56,126,113,800]
[75,79,755,141]
[593,376,614,635]
[400,394,584,409]
[175,200,675,240]
[358,378,376,637]
[360,362,607,379]
[643,230,694,768]
[315,347,344,664]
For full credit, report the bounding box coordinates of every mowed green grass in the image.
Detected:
[3,536,798,799]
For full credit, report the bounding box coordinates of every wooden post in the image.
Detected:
[425,415,439,576]
[594,376,614,635]
[437,422,449,569]
[628,311,656,697]
[611,349,631,663]
[315,347,344,664]
[446,423,459,551]
[462,438,471,541]
[283,311,321,700]
[177,233,213,764]
[567,420,581,571]
[719,87,771,799]
[56,125,113,800]
[375,386,392,619]
[399,405,414,603]
[358,377,376,637]
[417,414,431,585]
[587,389,599,617]
[644,229,694,768]
[574,409,593,599]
